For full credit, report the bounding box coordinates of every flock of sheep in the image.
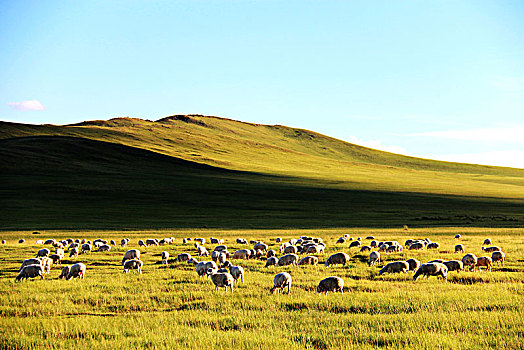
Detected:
[7,234,506,295]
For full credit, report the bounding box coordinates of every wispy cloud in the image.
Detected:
[347,135,409,155]
[409,125,524,144]
[7,100,46,111]
[428,150,524,169]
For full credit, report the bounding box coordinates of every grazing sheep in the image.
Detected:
[316,276,344,295]
[208,268,234,292]
[138,240,146,247]
[491,251,505,266]
[146,239,159,246]
[68,242,79,250]
[404,239,414,247]
[236,238,248,244]
[81,243,92,254]
[455,234,461,239]
[476,256,493,272]
[59,266,70,279]
[265,256,278,268]
[324,252,351,267]
[49,254,62,265]
[222,261,245,284]
[176,253,191,262]
[66,263,86,280]
[20,258,42,271]
[16,264,44,281]
[69,247,79,258]
[36,248,50,258]
[306,245,324,254]
[482,246,501,253]
[378,244,389,253]
[161,251,169,264]
[427,242,440,250]
[210,237,219,244]
[110,240,116,245]
[96,244,111,252]
[483,238,492,245]
[122,249,141,265]
[120,239,128,247]
[386,245,401,254]
[428,259,445,264]
[368,251,381,266]
[253,242,268,252]
[194,238,206,245]
[413,263,448,282]
[348,241,361,249]
[366,236,375,240]
[455,244,465,253]
[298,256,319,266]
[370,240,378,248]
[283,245,298,254]
[19,239,25,244]
[360,246,371,253]
[267,250,276,258]
[406,258,420,271]
[409,242,424,250]
[232,249,251,260]
[462,254,478,271]
[443,260,464,272]
[193,260,218,277]
[213,245,228,252]
[277,254,299,267]
[123,259,143,274]
[1,240,6,244]
[275,237,282,243]
[40,257,53,274]
[197,245,209,257]
[270,272,292,294]
[379,261,409,275]
[183,238,188,244]
[336,237,347,244]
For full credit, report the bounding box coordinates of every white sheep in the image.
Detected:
[413,263,448,282]
[36,248,50,258]
[16,264,44,281]
[491,251,505,266]
[405,258,421,271]
[324,252,350,267]
[462,253,477,271]
[161,251,169,264]
[379,261,409,275]
[66,263,86,280]
[316,276,344,295]
[207,268,234,292]
[123,259,143,274]
[298,256,319,266]
[368,251,381,266]
[265,257,278,268]
[277,254,299,267]
[222,261,244,284]
[122,249,141,265]
[270,272,292,294]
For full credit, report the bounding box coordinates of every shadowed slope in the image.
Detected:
[0,136,522,229]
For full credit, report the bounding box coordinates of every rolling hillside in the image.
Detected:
[1,115,523,229]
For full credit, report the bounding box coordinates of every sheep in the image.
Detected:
[455,234,461,239]
[194,238,205,245]
[123,259,143,274]
[316,276,344,295]
[44,239,55,245]
[283,245,298,254]
[482,246,501,253]
[20,258,42,271]
[298,256,319,266]
[138,240,146,247]
[66,263,86,280]
[428,259,445,264]
[360,246,372,253]
[366,251,380,266]
[492,251,505,266]
[210,237,219,244]
[59,266,70,279]
[81,243,92,254]
[120,239,128,247]
[483,238,492,245]
[462,254,478,271]
[236,238,248,244]
[379,261,409,275]
[404,239,414,246]
[348,241,361,249]
[213,245,228,252]
[96,244,111,252]
[427,242,440,250]
[270,272,292,294]
[409,242,424,250]
[275,237,282,243]
[16,264,44,281]
[267,250,276,258]
[122,249,140,265]
[366,236,375,240]
[232,249,251,260]
[49,254,62,265]
[324,252,351,267]
[36,248,50,258]
[378,244,389,253]
[406,258,421,271]
[40,257,53,274]
[146,239,159,246]
[336,237,347,244]
[193,260,218,277]
[370,240,378,248]
[1,240,6,244]
[208,268,234,292]
[110,239,116,245]
[182,238,188,244]
[443,260,463,272]
[413,263,448,282]
[69,247,79,258]
[68,242,79,250]
[455,244,465,253]
[176,253,191,262]
[222,261,244,283]
[161,251,169,264]
[277,254,299,267]
[386,245,401,254]
[253,242,268,252]
[306,244,324,254]
[476,256,492,272]
[197,245,209,257]
[265,256,278,268]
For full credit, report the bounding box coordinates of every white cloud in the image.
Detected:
[347,135,409,155]
[7,100,46,111]
[428,150,524,169]
[409,125,524,144]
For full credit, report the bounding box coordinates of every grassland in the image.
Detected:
[1,228,523,349]
[1,116,524,229]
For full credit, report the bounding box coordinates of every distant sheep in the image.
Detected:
[368,251,380,266]
[413,263,448,282]
[81,243,92,254]
[365,236,375,240]
[96,244,111,252]
[360,246,371,253]
[336,237,347,244]
[428,259,445,264]
[120,239,128,247]
[265,257,278,268]
[406,258,420,271]
[161,251,169,264]
[20,258,42,272]
[491,251,505,266]
[146,239,159,246]
[197,245,209,257]
[483,238,492,245]
[122,249,140,265]
[267,250,276,258]
[324,252,351,267]
[236,238,248,244]
[138,240,146,247]
[1,240,6,244]
[482,246,501,253]
[427,242,440,250]
[298,256,319,266]
[69,248,79,258]
[176,253,192,262]
[277,254,299,267]
[110,240,116,245]
[455,244,465,253]
[379,261,409,275]
[222,261,244,284]
[270,272,292,294]
[348,241,361,249]
[123,259,143,274]
[455,234,461,239]
[49,254,62,265]
[253,242,268,252]
[19,239,25,244]
[232,249,251,260]
[283,245,298,254]
[16,264,44,281]
[66,263,86,280]
[409,242,424,250]
[36,248,50,258]
[370,240,378,248]
[316,276,344,295]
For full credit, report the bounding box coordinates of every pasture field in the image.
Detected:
[0,227,523,349]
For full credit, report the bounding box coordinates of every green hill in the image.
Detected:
[1,115,523,229]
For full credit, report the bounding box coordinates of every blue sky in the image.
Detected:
[1,1,524,168]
